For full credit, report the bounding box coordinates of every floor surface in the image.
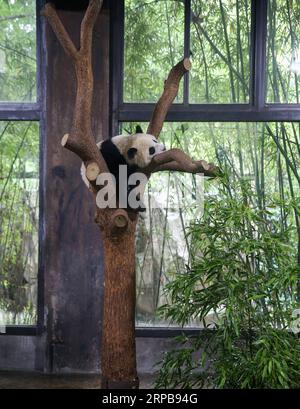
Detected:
[0,371,154,389]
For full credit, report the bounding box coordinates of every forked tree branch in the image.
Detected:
[44,0,218,221]
[43,1,130,228]
[147,58,191,138]
[43,0,108,175]
[41,3,78,59]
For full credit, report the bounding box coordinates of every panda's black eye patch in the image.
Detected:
[152,139,158,143]
[149,147,155,155]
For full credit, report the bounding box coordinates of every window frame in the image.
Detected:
[1,0,298,337]
[111,0,300,136]
[110,0,300,336]
[0,0,46,336]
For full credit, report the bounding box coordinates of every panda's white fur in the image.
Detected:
[80,133,166,188]
[108,133,166,168]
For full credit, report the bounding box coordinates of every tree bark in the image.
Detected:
[99,214,138,388]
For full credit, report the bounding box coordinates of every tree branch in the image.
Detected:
[144,57,219,178]
[147,58,191,138]
[61,133,106,166]
[144,149,220,177]
[43,1,109,176]
[152,160,219,177]
[80,0,103,52]
[41,3,78,60]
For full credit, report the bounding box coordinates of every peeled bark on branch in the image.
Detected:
[152,160,219,176]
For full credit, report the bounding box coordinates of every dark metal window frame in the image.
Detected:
[110,0,300,337]
[111,0,300,133]
[0,0,46,336]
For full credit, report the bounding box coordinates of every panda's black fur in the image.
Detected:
[100,138,139,182]
[81,126,166,212]
[99,138,143,211]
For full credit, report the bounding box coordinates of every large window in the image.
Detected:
[124,0,185,102]
[0,122,39,326]
[189,0,251,103]
[0,0,36,102]
[0,0,42,333]
[112,0,300,330]
[266,0,300,103]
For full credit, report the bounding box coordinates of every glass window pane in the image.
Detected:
[124,0,184,103]
[122,122,300,327]
[190,0,251,103]
[267,0,300,103]
[0,122,39,326]
[0,0,36,102]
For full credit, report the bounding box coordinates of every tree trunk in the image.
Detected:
[99,212,139,388]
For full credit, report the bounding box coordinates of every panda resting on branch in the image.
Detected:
[81,125,214,212]
[81,125,166,211]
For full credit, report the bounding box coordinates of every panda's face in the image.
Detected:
[126,134,166,168]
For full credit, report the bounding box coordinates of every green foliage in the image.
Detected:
[124,0,184,102]
[0,122,39,325]
[267,0,300,102]
[125,0,251,103]
[156,177,300,388]
[190,0,251,103]
[0,0,36,101]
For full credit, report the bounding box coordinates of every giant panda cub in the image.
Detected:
[81,126,166,211]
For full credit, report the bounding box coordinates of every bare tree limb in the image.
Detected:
[144,148,219,177]
[44,1,109,175]
[80,0,103,52]
[147,58,191,138]
[42,3,78,60]
[152,160,219,177]
[145,57,219,177]
[61,133,107,170]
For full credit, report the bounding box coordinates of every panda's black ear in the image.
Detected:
[135,125,144,134]
[127,147,138,159]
